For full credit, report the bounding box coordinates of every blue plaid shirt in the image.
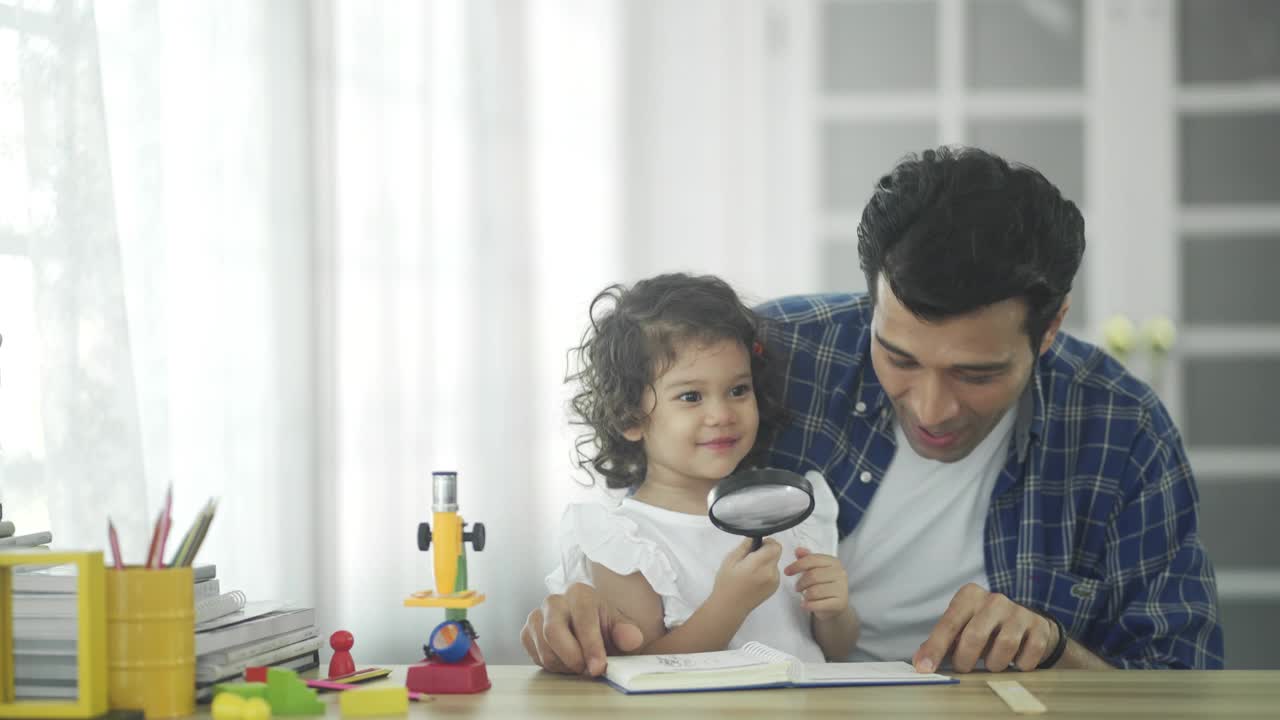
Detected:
[757,293,1224,669]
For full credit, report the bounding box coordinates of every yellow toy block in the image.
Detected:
[212,693,273,720]
[242,697,273,720]
[339,687,409,717]
[0,550,109,719]
[213,693,276,720]
[211,693,247,720]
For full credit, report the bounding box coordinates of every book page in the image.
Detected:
[195,589,247,625]
[605,649,766,684]
[800,660,950,683]
[738,641,800,666]
[194,600,286,632]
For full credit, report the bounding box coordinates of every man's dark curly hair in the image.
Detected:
[567,273,786,490]
[858,146,1085,353]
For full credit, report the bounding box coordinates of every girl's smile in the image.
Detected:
[698,435,742,453]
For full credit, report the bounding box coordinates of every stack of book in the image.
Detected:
[9,563,320,701]
[9,564,220,698]
[193,582,320,699]
[0,502,54,548]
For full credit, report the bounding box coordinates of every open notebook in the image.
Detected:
[603,642,956,695]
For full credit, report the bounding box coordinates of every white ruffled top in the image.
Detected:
[545,471,840,663]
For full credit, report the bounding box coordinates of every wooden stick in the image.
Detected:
[987,680,1047,715]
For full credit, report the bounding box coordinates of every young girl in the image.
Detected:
[546,273,859,662]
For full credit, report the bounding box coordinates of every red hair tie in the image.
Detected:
[751,340,764,357]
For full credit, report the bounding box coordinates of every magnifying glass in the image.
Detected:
[707,468,815,551]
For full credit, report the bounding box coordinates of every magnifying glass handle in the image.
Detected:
[750,536,763,552]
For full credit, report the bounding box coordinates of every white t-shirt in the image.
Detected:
[839,408,1016,662]
[545,471,839,663]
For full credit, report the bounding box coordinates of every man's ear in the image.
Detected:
[1038,296,1071,356]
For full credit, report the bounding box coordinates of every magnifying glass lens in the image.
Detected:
[712,486,811,531]
[707,469,816,548]
[433,624,459,649]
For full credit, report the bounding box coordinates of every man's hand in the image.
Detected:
[913,583,1059,673]
[783,547,850,620]
[520,583,645,676]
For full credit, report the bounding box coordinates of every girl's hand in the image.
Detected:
[784,547,850,620]
[713,538,782,610]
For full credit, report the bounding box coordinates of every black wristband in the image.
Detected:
[1035,609,1068,669]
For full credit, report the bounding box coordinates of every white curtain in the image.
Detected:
[309,0,627,663]
[0,0,622,665]
[94,0,318,613]
[100,0,623,663]
[4,0,808,664]
[311,0,626,663]
[1,0,149,549]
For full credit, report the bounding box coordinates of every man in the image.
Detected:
[522,147,1224,674]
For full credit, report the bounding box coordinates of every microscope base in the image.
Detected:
[404,644,491,694]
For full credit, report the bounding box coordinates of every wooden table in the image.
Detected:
[191,665,1280,719]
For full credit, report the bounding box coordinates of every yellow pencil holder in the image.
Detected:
[106,567,195,718]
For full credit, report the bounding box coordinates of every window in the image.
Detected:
[0,1,52,537]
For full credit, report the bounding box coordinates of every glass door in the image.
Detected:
[1174,0,1280,670]
[814,0,1089,334]
[765,0,1279,667]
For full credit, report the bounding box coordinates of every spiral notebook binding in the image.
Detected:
[195,589,247,624]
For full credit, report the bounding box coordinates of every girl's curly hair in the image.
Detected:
[567,273,786,490]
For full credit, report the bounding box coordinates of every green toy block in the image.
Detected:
[266,668,325,716]
[213,683,268,700]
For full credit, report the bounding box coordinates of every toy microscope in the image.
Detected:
[403,470,490,694]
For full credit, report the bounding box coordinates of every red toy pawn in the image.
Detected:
[328,630,356,679]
